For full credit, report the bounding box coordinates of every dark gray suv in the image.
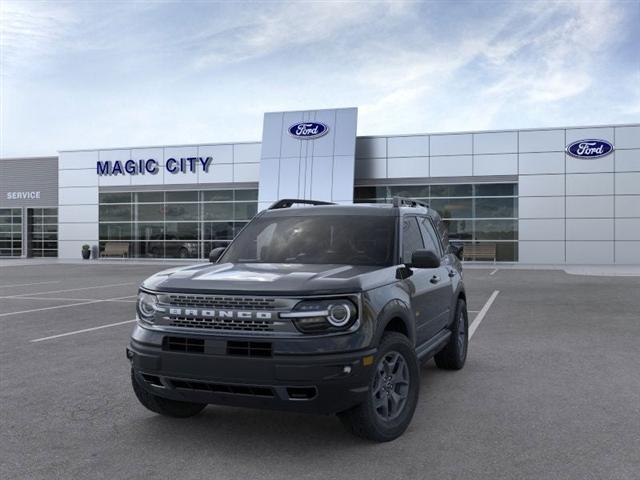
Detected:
[127,198,468,441]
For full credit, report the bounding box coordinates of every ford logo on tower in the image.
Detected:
[566,139,614,159]
[288,122,329,139]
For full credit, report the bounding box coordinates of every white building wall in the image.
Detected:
[56,122,639,264]
[354,123,640,265]
[58,142,260,258]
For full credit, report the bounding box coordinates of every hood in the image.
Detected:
[141,262,397,296]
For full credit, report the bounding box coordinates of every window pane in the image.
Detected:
[443,220,473,240]
[388,185,429,198]
[203,222,234,241]
[430,198,472,219]
[165,222,199,241]
[475,197,517,218]
[418,217,441,255]
[99,223,132,240]
[100,192,132,203]
[137,223,164,241]
[234,203,257,220]
[165,203,198,221]
[164,242,199,258]
[235,189,258,201]
[402,217,424,264]
[137,204,164,221]
[99,204,132,222]
[136,191,164,203]
[354,186,388,200]
[430,184,472,197]
[474,183,517,197]
[203,203,233,220]
[203,190,233,201]
[475,220,517,240]
[166,191,198,202]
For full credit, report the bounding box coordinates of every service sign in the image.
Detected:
[288,122,329,139]
[566,139,614,159]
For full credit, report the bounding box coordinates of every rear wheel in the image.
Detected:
[131,369,206,418]
[434,298,468,370]
[338,332,419,442]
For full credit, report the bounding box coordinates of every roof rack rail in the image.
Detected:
[268,199,336,210]
[391,196,430,209]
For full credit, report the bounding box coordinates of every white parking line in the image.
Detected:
[0,281,60,288]
[0,295,136,318]
[0,282,137,299]
[2,296,136,302]
[469,290,499,339]
[489,269,498,276]
[30,319,137,343]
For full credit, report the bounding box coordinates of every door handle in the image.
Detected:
[430,275,440,284]
[448,269,457,278]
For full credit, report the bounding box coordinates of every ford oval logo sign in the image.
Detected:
[288,122,329,139]
[566,139,614,159]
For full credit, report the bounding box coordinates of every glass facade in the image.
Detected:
[0,208,23,257]
[28,208,58,257]
[98,189,258,258]
[354,183,518,261]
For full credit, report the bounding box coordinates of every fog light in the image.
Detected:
[362,355,374,366]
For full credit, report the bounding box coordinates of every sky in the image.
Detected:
[1,0,639,157]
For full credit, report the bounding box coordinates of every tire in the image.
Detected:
[434,298,468,370]
[178,247,189,259]
[338,332,420,442]
[131,369,206,418]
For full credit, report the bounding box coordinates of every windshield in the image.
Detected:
[220,214,396,266]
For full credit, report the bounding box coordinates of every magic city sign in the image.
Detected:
[566,139,614,159]
[96,157,213,176]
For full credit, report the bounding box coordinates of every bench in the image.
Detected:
[463,244,496,263]
[101,242,129,258]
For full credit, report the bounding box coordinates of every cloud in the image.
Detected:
[0,0,637,157]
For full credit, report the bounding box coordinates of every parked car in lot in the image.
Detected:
[127,197,468,441]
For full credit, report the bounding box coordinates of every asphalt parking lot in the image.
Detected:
[1,262,639,480]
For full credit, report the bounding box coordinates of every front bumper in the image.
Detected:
[128,326,376,415]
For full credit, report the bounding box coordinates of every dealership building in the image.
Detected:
[1,108,639,264]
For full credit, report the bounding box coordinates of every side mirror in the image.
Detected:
[450,243,464,261]
[410,249,441,269]
[209,247,226,263]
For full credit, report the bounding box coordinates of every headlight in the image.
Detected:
[281,298,358,333]
[137,291,158,323]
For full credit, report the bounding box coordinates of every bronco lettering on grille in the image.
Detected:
[168,308,273,320]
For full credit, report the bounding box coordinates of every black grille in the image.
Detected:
[167,294,276,310]
[227,341,272,357]
[168,316,274,332]
[170,379,274,397]
[163,336,205,353]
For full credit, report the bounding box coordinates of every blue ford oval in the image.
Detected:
[288,122,329,139]
[566,139,614,159]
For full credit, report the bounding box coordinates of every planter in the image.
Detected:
[82,249,91,260]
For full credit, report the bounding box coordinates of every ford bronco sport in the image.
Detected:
[128,197,468,441]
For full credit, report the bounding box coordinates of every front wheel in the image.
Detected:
[338,332,420,442]
[434,298,468,370]
[131,369,206,418]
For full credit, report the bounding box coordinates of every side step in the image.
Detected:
[415,329,451,361]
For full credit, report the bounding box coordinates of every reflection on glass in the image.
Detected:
[475,198,517,218]
[136,192,164,203]
[430,199,473,219]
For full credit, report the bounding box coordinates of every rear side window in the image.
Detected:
[419,217,442,256]
[402,217,424,264]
